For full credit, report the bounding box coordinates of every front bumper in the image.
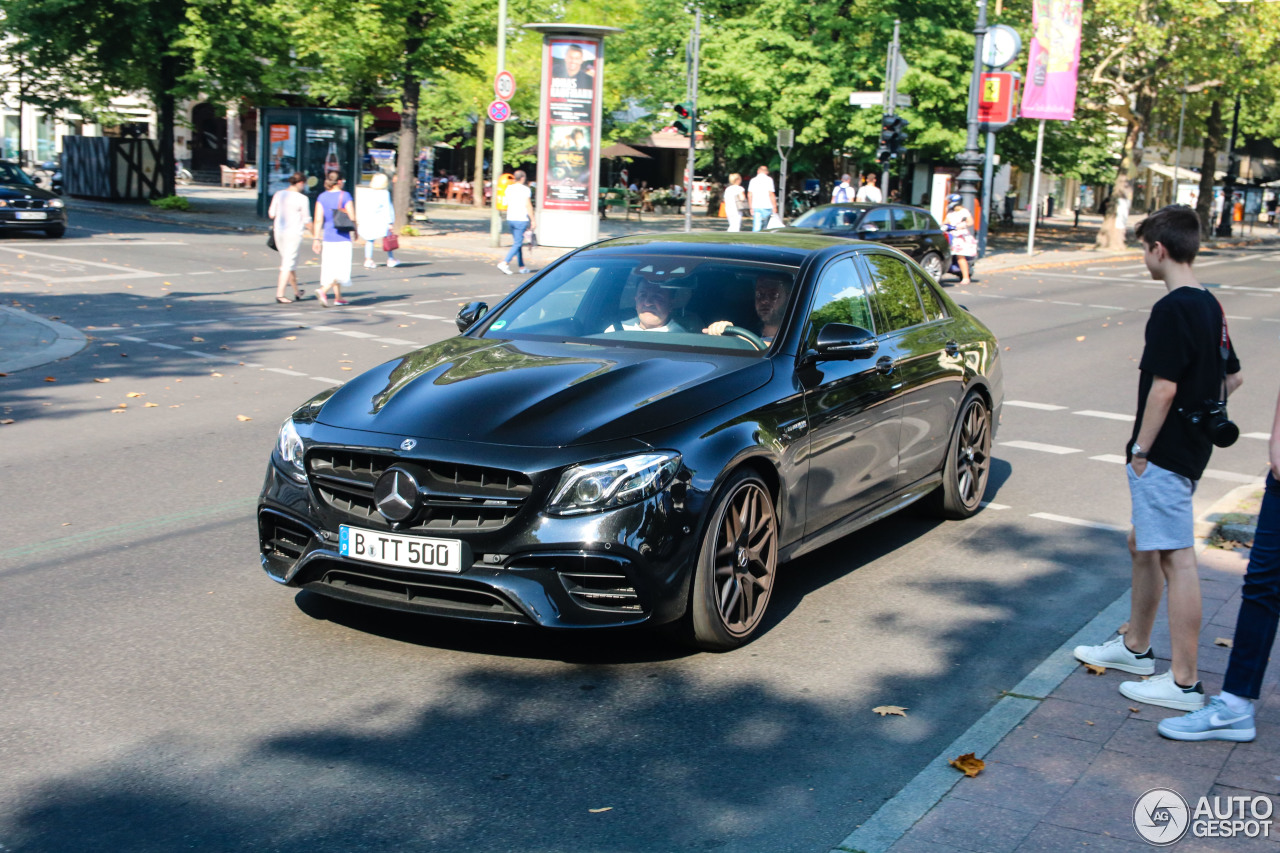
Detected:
[258,457,699,630]
[0,208,65,229]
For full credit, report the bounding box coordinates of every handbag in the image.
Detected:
[266,228,277,251]
[332,209,354,231]
[766,213,784,230]
[382,233,400,252]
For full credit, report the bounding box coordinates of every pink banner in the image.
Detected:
[1020,0,1083,121]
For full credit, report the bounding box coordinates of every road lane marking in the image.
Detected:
[266,367,307,376]
[1091,454,1126,464]
[1088,304,1125,310]
[1244,432,1272,440]
[148,342,182,350]
[1004,401,1068,411]
[999,440,1081,454]
[1029,513,1127,533]
[1074,410,1135,422]
[1200,470,1263,484]
[335,330,377,338]
[979,502,1010,510]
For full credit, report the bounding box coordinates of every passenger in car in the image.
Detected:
[703,272,793,343]
[606,279,693,332]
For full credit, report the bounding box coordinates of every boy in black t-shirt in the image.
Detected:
[1074,205,1243,711]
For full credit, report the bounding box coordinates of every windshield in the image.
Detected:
[0,162,35,186]
[478,253,801,354]
[792,206,859,230]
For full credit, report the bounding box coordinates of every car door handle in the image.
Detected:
[945,340,960,357]
[876,355,895,375]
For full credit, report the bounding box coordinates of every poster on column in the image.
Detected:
[1020,0,1083,121]
[266,124,297,196]
[542,37,600,210]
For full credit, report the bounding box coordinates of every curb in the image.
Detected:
[829,475,1266,853]
[0,307,88,374]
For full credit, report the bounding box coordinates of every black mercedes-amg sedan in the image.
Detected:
[258,232,1003,650]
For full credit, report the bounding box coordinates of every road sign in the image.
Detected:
[849,91,912,110]
[487,100,511,123]
[494,70,516,101]
[977,72,1020,131]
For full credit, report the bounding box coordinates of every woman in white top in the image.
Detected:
[268,171,312,303]
[723,173,745,232]
[357,172,398,268]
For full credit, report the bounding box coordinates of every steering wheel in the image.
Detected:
[722,326,767,351]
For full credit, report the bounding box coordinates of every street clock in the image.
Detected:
[983,25,1022,69]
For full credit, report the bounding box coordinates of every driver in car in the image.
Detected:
[703,273,793,344]
[606,279,692,333]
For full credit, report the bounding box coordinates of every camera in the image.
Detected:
[1179,401,1239,448]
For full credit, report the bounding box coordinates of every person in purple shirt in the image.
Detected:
[311,171,356,306]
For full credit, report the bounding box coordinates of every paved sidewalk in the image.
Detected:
[837,482,1279,853]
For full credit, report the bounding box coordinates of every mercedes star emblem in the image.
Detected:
[373,467,419,523]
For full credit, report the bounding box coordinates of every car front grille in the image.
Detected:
[307,449,533,532]
[6,198,52,209]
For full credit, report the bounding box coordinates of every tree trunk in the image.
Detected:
[394,73,421,231]
[158,54,177,198]
[1094,89,1153,250]
[473,114,486,208]
[1195,99,1222,240]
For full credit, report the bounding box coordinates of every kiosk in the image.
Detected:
[257,108,361,217]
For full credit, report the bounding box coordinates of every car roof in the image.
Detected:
[582,231,873,265]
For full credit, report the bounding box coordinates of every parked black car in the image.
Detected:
[0,161,67,238]
[258,232,1002,649]
[785,203,950,282]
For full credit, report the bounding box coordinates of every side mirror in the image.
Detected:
[812,323,878,361]
[456,301,489,333]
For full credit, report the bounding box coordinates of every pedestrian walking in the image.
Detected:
[855,173,882,203]
[312,171,356,307]
[1074,205,1243,712]
[357,172,399,269]
[943,194,977,286]
[268,171,311,303]
[747,166,776,232]
[831,174,854,204]
[497,170,535,275]
[723,173,745,233]
[1159,384,1280,742]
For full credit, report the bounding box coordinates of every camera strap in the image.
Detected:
[1215,300,1231,404]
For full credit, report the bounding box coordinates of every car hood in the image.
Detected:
[316,336,772,447]
[0,183,57,201]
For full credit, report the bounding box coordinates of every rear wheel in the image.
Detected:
[920,251,944,282]
[931,391,992,519]
[688,470,779,651]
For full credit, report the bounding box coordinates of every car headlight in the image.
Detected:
[547,452,681,516]
[48,199,64,208]
[275,418,306,482]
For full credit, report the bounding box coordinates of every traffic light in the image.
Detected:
[878,114,910,162]
[674,103,695,137]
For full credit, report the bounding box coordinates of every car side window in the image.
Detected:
[805,257,875,344]
[890,208,916,231]
[862,254,926,332]
[916,210,940,231]
[858,208,893,233]
[912,269,949,322]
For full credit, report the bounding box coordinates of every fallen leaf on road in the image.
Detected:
[101,342,118,347]
[872,706,908,717]
[341,367,352,371]
[589,807,613,813]
[1085,720,1095,726]
[0,373,7,377]
[285,336,297,341]
[949,753,984,777]
[49,316,59,320]
[236,415,252,421]
[93,378,111,383]
[1129,707,1141,713]
[211,372,223,378]
[1215,637,1233,648]
[126,392,144,398]
[1076,336,1086,342]
[1083,663,1106,676]
[0,419,14,425]
[220,345,229,351]
[192,336,205,342]
[144,402,159,407]
[169,405,181,408]
[339,360,353,363]
[44,376,56,382]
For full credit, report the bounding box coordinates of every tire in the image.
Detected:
[44,225,65,238]
[930,391,992,519]
[920,251,944,282]
[688,469,779,651]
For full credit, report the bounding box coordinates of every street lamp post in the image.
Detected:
[955,0,989,218]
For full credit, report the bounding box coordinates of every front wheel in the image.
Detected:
[920,251,944,282]
[688,470,779,650]
[930,391,992,519]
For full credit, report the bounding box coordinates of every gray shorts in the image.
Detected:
[1128,461,1196,551]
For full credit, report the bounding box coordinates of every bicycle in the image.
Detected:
[175,161,193,185]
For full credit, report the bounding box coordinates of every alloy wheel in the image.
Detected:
[954,398,991,509]
[712,482,777,636]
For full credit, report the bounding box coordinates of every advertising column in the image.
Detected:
[524,24,622,248]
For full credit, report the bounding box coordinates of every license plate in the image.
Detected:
[339,525,463,572]
[15,211,46,220]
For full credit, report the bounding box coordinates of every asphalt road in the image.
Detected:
[1,213,1277,853]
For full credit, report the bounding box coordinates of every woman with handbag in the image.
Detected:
[312,171,356,306]
[357,172,399,269]
[268,171,311,303]
[723,173,745,232]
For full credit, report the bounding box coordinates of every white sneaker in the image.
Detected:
[497,262,512,275]
[363,260,377,269]
[1120,671,1206,711]
[518,267,530,274]
[1072,636,1156,675]
[386,257,400,268]
[1158,696,1256,741]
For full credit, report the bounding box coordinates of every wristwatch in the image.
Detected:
[1130,442,1148,459]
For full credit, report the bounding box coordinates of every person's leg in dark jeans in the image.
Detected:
[1223,471,1280,699]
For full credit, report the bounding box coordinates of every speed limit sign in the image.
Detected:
[495,71,516,101]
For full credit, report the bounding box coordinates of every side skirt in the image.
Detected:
[780,474,943,563]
